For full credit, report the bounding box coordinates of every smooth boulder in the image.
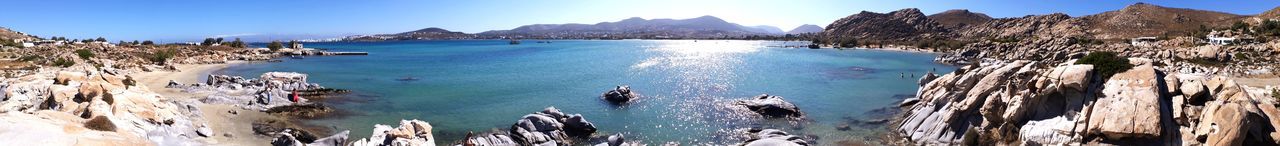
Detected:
[731,94,804,118]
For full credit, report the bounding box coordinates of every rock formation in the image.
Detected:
[898,58,1280,145]
[729,94,804,119]
[737,128,810,146]
[351,119,436,146]
[601,85,637,104]
[173,72,329,110]
[509,107,598,145]
[0,68,210,145]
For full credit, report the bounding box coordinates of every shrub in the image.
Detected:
[148,49,176,65]
[18,55,42,62]
[1273,89,1279,102]
[52,58,75,67]
[1067,37,1104,46]
[268,41,284,51]
[75,49,95,60]
[84,116,117,131]
[1234,52,1249,61]
[1075,51,1133,79]
[123,76,136,87]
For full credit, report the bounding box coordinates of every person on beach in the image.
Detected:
[290,90,300,103]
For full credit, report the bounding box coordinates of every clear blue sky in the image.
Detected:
[1,0,1276,42]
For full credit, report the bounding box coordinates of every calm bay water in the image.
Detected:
[222,40,955,145]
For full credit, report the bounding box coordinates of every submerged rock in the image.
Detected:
[730,94,804,118]
[601,85,638,104]
[264,103,334,119]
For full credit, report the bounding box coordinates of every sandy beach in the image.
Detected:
[134,61,279,146]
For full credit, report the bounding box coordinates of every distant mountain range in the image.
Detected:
[345,27,474,41]
[786,24,823,34]
[345,16,791,41]
[817,2,1279,46]
[345,2,1277,42]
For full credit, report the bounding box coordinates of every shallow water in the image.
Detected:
[221,40,956,145]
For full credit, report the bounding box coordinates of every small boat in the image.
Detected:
[290,55,304,59]
[509,39,521,45]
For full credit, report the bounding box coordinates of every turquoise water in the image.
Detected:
[222,40,955,145]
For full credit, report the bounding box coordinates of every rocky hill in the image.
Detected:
[956,13,1089,39]
[1081,2,1246,39]
[928,9,993,28]
[1256,6,1280,20]
[478,16,778,39]
[817,3,1256,47]
[817,8,951,46]
[0,27,37,41]
[786,24,823,34]
[344,27,474,41]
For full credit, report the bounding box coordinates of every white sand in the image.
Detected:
[134,61,276,146]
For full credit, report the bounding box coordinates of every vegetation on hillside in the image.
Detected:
[52,57,75,67]
[1075,51,1133,79]
[147,49,176,65]
[75,49,94,60]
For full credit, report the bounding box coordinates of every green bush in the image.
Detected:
[1234,52,1249,61]
[52,57,75,67]
[17,55,42,62]
[1075,51,1133,79]
[268,41,284,51]
[1067,37,1104,46]
[148,49,176,65]
[75,49,95,60]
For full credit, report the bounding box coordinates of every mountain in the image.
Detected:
[955,13,1087,39]
[478,15,778,39]
[345,27,474,41]
[1081,2,1246,39]
[747,25,785,34]
[816,2,1261,47]
[928,9,993,28]
[786,24,824,34]
[818,8,950,46]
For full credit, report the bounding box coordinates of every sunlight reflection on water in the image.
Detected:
[629,40,777,144]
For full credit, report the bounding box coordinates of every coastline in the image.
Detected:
[134,61,280,146]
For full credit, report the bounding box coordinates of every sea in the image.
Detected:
[223,40,956,145]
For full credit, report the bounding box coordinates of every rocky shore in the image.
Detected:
[897,57,1280,145]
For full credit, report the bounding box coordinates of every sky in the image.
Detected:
[1,0,1277,42]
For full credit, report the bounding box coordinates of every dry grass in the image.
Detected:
[84,116,117,131]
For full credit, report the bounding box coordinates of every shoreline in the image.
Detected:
[134,61,282,146]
